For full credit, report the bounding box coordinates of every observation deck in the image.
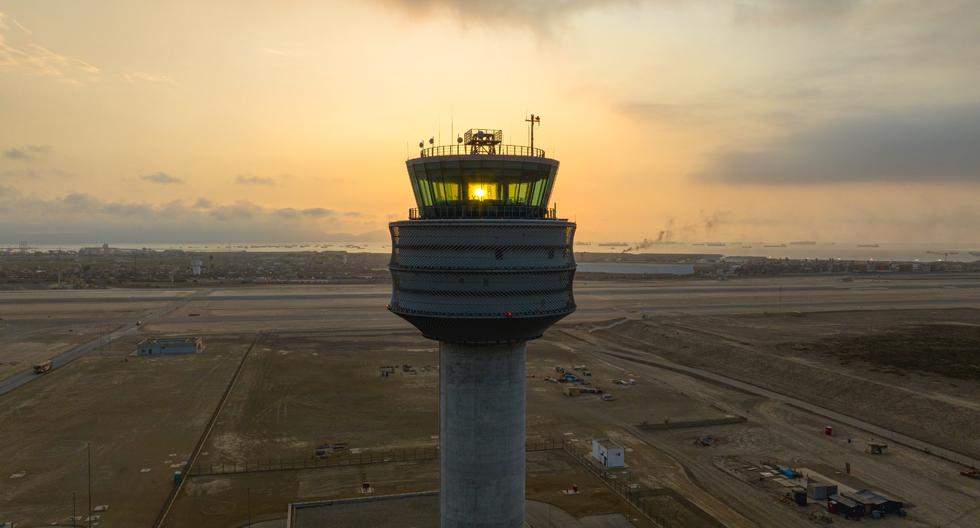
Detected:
[406,129,560,221]
[390,127,576,344]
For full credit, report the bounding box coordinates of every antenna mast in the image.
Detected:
[525,114,541,151]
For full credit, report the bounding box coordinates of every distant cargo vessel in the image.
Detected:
[858,243,880,248]
[705,242,726,247]
[789,241,816,246]
[599,242,628,247]
[764,244,787,248]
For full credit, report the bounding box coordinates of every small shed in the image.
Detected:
[136,337,204,356]
[806,481,838,500]
[591,438,625,469]
[849,489,903,515]
[828,494,864,518]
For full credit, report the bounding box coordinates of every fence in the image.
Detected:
[418,144,546,158]
[558,440,724,528]
[190,438,564,477]
[190,446,439,477]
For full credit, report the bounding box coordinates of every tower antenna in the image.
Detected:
[525,114,541,151]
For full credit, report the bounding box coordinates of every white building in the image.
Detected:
[136,337,204,356]
[591,438,625,468]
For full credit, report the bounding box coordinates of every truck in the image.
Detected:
[33,360,53,374]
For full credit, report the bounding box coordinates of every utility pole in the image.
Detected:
[72,491,77,528]
[87,443,92,528]
[626,471,632,519]
[247,487,252,527]
[525,114,540,151]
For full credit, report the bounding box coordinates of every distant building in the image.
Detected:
[136,337,204,356]
[591,438,625,468]
[191,259,203,276]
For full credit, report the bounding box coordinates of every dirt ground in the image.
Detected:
[592,309,980,460]
[0,335,248,526]
[3,280,980,527]
[0,290,183,380]
[814,323,980,379]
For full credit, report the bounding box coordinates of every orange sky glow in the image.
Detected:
[2,1,979,245]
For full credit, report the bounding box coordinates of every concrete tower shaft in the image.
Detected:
[389,129,576,528]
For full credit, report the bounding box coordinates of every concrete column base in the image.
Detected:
[440,341,526,528]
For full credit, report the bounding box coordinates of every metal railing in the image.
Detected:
[418,144,546,158]
[409,204,557,220]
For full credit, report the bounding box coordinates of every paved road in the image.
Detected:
[3,275,978,391]
[0,290,210,397]
[142,276,980,330]
[4,276,978,336]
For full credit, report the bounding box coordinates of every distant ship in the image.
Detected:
[764,243,787,248]
[789,241,816,246]
[858,243,880,248]
[705,242,726,247]
[971,251,980,257]
[575,241,593,246]
[599,242,628,247]
[926,250,959,255]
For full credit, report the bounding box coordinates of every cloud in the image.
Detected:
[274,207,335,219]
[3,144,51,161]
[0,187,381,244]
[121,72,176,85]
[373,0,644,29]
[619,101,729,126]
[732,0,858,27]
[697,104,980,185]
[261,47,308,57]
[235,174,276,185]
[0,12,100,83]
[140,172,183,185]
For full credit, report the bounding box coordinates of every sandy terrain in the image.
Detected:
[1,276,979,527]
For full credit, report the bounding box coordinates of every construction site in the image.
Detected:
[1,275,979,527]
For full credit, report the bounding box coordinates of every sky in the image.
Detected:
[1,0,979,245]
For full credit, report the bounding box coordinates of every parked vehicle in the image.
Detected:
[33,360,53,374]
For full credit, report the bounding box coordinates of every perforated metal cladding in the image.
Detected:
[393,269,575,294]
[391,221,574,270]
[388,219,576,343]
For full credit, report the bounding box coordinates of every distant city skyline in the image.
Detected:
[2,1,980,244]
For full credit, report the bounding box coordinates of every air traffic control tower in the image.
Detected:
[389,124,576,527]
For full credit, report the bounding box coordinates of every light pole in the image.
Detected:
[87,442,92,528]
